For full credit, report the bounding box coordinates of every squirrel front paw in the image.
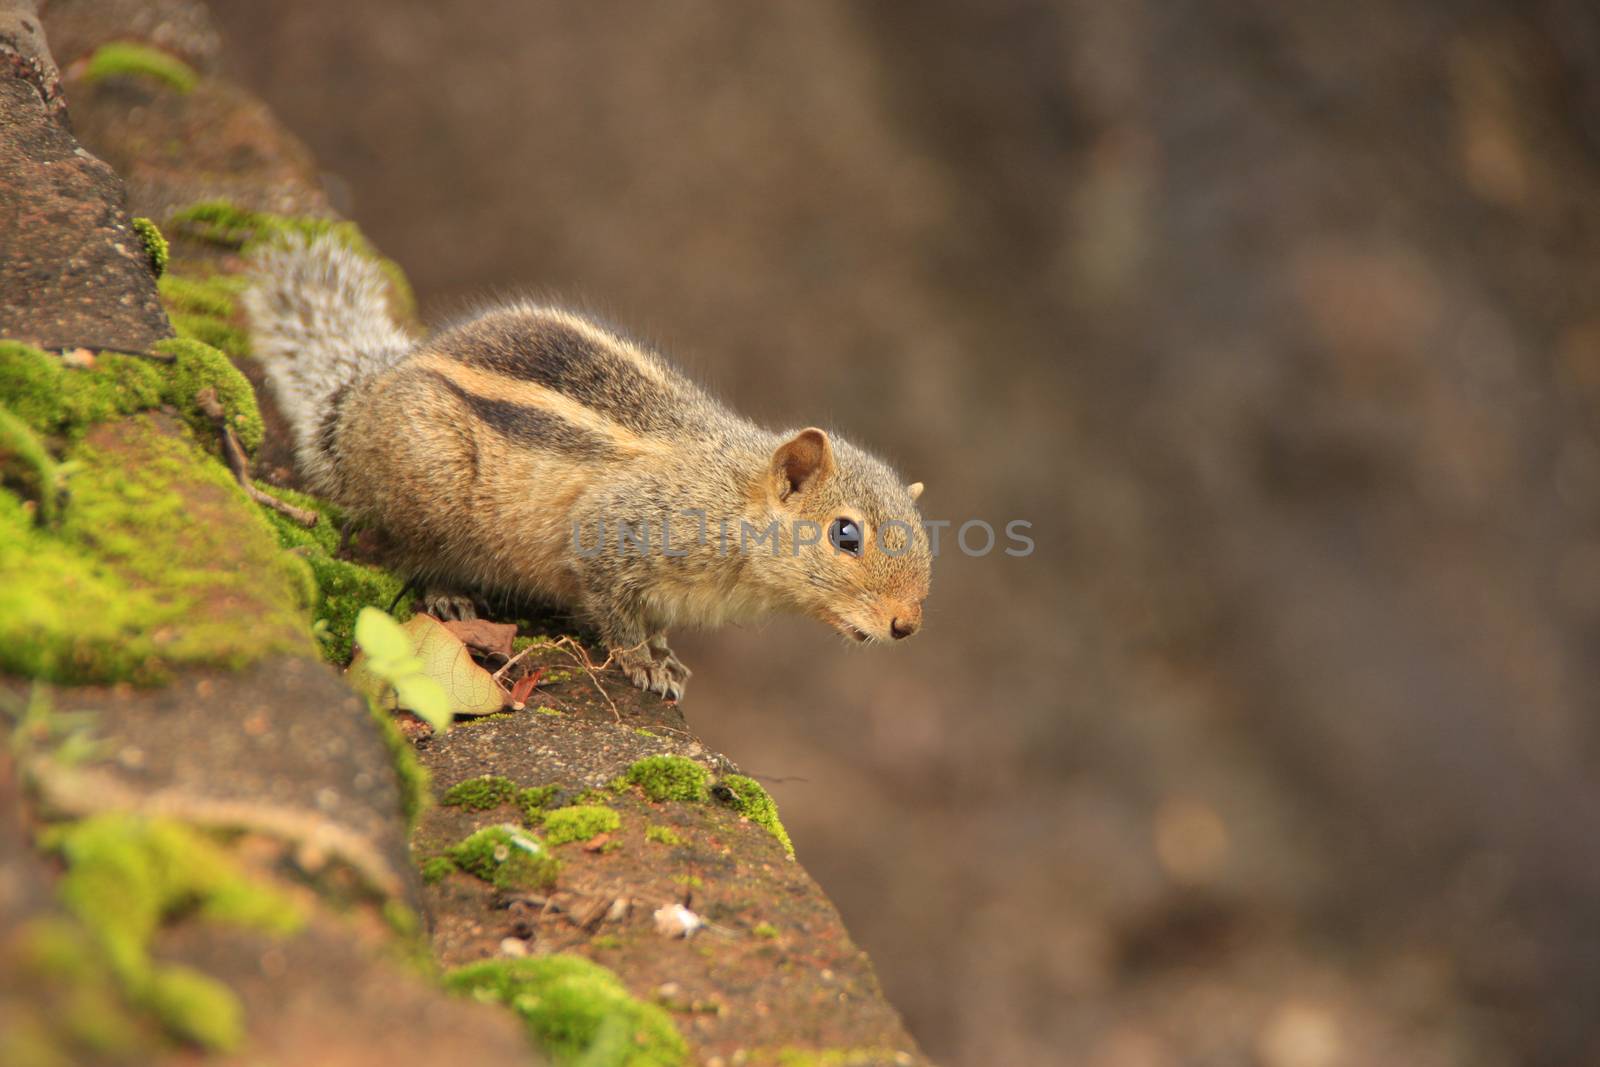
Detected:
[614,640,691,702]
[422,589,478,621]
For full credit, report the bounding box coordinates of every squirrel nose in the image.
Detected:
[890,616,919,640]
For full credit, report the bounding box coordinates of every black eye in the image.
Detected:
[828,518,862,556]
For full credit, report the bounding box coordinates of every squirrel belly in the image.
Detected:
[244,235,932,700]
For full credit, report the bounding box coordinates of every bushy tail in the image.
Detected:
[242,234,414,492]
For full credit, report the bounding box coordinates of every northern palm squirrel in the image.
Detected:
[244,235,931,700]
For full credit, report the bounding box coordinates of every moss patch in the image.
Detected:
[543,805,621,846]
[166,200,416,321]
[158,273,251,360]
[0,404,61,523]
[714,775,794,858]
[152,336,262,450]
[8,915,159,1061]
[251,483,404,664]
[131,217,168,277]
[623,756,710,804]
[43,813,304,1051]
[0,341,164,440]
[518,784,560,825]
[0,337,260,453]
[367,698,430,828]
[444,954,686,1067]
[81,41,198,94]
[441,774,517,812]
[0,415,312,683]
[645,825,685,847]
[446,825,559,891]
[419,856,457,884]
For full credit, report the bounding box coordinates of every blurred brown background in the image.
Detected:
[208,2,1600,1064]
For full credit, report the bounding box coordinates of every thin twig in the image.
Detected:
[195,386,318,527]
[44,342,174,363]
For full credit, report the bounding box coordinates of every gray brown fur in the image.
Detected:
[246,236,931,699]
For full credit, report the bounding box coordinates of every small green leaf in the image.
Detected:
[354,607,412,662]
[394,674,452,732]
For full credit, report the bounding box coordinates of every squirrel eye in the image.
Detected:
[828,518,862,556]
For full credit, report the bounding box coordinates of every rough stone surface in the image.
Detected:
[0,71,167,350]
[40,656,419,904]
[417,708,928,1064]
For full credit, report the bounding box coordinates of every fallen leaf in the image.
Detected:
[440,618,518,659]
[406,615,509,716]
[348,609,507,724]
[582,833,613,853]
[509,667,545,708]
[61,347,96,368]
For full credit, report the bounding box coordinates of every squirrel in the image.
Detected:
[242,235,931,701]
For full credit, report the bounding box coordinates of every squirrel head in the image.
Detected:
[753,427,931,645]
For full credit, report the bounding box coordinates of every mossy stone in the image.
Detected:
[543,805,620,846]
[444,954,686,1067]
[623,756,710,804]
[446,825,559,891]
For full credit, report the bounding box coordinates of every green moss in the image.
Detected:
[543,805,620,846]
[420,856,457,884]
[760,1049,913,1067]
[623,756,710,804]
[0,341,165,439]
[444,954,686,1067]
[633,727,660,738]
[447,825,559,891]
[130,217,168,277]
[752,922,779,939]
[0,405,61,523]
[365,698,429,827]
[81,41,197,94]
[715,775,794,858]
[518,784,560,825]
[0,419,312,683]
[42,813,304,1051]
[441,774,517,811]
[158,274,240,319]
[251,482,405,664]
[534,704,564,716]
[152,337,262,451]
[644,825,684,847]
[0,337,258,450]
[8,916,151,1061]
[159,273,250,358]
[166,200,416,321]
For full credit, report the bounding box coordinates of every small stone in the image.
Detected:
[499,937,529,957]
[653,902,702,939]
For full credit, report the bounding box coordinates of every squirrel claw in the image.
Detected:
[423,590,478,621]
[615,642,691,703]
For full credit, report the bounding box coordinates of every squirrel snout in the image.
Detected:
[889,605,922,641]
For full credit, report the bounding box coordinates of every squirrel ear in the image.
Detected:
[771,428,836,501]
[908,481,924,501]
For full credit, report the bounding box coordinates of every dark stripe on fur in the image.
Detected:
[451,317,686,434]
[317,383,349,456]
[425,370,616,458]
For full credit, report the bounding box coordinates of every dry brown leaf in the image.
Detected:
[440,617,518,659]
